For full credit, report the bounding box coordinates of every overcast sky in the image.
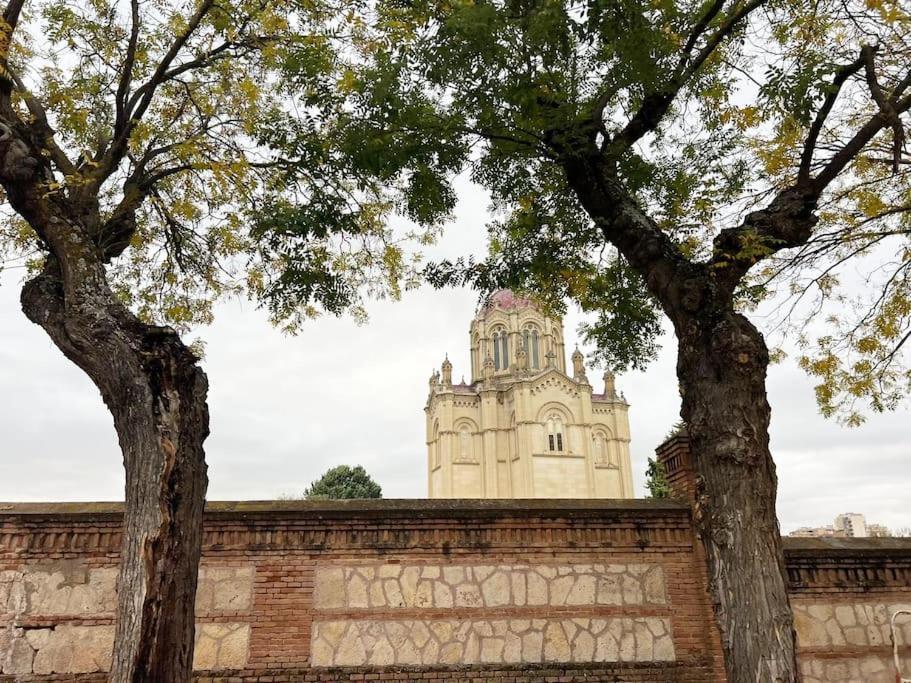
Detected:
[0,178,908,534]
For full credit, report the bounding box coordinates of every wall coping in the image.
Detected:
[784,536,911,558]
[0,498,689,522]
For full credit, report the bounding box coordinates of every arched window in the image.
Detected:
[459,425,472,461]
[593,432,608,465]
[547,413,564,452]
[492,328,508,370]
[432,422,440,468]
[523,326,540,369]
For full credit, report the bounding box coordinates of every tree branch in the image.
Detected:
[114,0,141,134]
[0,0,27,116]
[711,65,911,292]
[561,148,703,318]
[607,0,767,154]
[676,0,729,75]
[861,43,905,174]
[6,69,78,175]
[813,86,911,191]
[798,53,865,184]
[96,0,215,184]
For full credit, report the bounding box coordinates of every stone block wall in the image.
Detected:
[786,537,911,682]
[1,500,724,681]
[1,500,909,682]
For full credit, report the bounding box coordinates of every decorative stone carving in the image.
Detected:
[313,563,667,610]
[311,617,675,667]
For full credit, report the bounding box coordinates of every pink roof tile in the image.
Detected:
[483,289,535,312]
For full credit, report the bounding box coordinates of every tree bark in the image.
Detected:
[20,252,209,682]
[560,151,798,682]
[676,310,797,683]
[1,20,209,673]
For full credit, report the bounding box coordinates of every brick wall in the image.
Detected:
[1,497,908,682]
[1,500,723,681]
[787,537,911,682]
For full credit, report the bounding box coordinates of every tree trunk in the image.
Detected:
[20,255,209,682]
[676,310,797,683]
[560,149,799,680]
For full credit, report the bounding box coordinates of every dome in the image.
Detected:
[478,289,536,315]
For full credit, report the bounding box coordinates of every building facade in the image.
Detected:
[425,290,634,499]
[788,512,894,538]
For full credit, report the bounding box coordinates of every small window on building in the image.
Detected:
[432,423,441,468]
[459,425,472,461]
[547,413,565,452]
[523,327,540,369]
[492,328,508,370]
[593,432,612,465]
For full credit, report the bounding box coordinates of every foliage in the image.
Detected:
[0,0,445,332]
[663,420,687,441]
[303,465,383,499]
[324,0,911,420]
[645,457,671,500]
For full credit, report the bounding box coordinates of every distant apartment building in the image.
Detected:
[789,512,892,538]
[834,512,868,538]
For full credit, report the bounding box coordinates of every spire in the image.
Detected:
[572,346,587,382]
[441,354,452,387]
[603,369,617,399]
[515,343,528,373]
[483,354,495,380]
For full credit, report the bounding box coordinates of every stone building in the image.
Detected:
[425,289,634,499]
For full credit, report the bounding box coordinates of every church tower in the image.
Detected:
[425,290,634,499]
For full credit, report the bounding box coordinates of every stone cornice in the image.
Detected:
[0,500,695,556]
[0,498,687,519]
[784,537,911,592]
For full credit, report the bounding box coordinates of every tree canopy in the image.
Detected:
[304,464,383,499]
[293,0,911,421]
[0,0,449,331]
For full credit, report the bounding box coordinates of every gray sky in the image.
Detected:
[0,179,908,534]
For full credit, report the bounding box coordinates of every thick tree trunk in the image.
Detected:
[676,311,797,683]
[560,151,799,681]
[21,256,209,682]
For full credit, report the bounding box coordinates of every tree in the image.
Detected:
[644,457,670,500]
[305,1,911,679]
[304,465,383,499]
[0,0,422,678]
